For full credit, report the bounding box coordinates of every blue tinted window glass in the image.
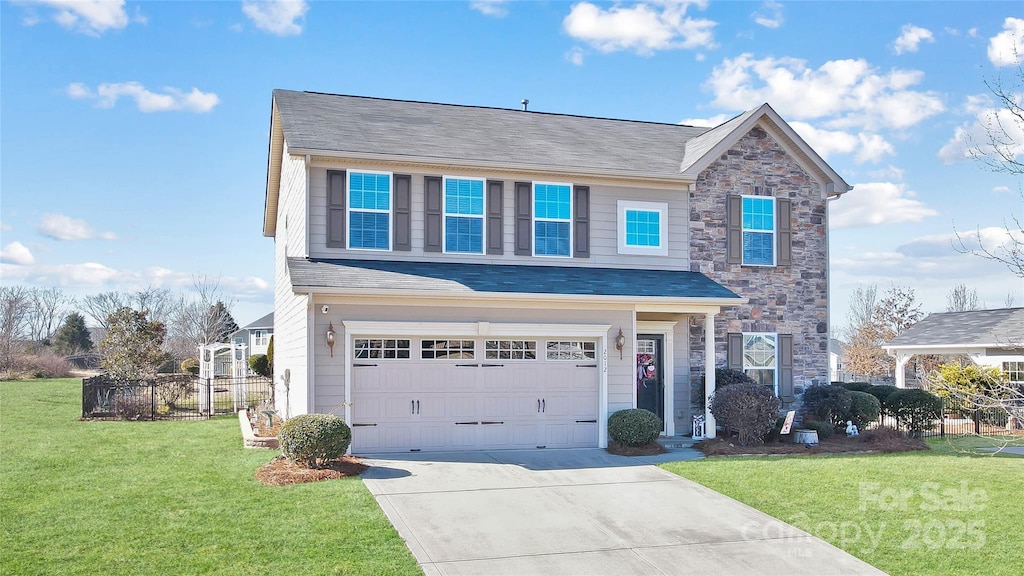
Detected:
[625,209,661,247]
[742,231,773,265]
[445,216,483,253]
[350,212,389,250]
[535,221,570,256]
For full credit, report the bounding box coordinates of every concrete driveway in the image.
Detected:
[362,449,885,576]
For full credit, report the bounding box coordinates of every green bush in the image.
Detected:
[887,389,942,437]
[802,420,834,441]
[802,384,852,427]
[839,382,873,393]
[867,385,898,416]
[710,383,781,446]
[608,409,663,446]
[848,391,881,429]
[181,358,199,376]
[707,368,756,388]
[278,414,352,468]
[266,336,274,373]
[248,354,271,377]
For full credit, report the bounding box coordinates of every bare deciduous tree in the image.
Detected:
[26,287,74,346]
[0,286,32,371]
[946,283,980,312]
[168,277,238,360]
[82,288,174,329]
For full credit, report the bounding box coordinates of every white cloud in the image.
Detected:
[22,0,132,36]
[788,122,893,164]
[829,182,938,229]
[470,1,508,18]
[562,1,716,55]
[988,17,1024,67]
[0,242,35,266]
[0,221,11,232]
[968,27,979,39]
[679,113,734,128]
[751,0,783,29]
[66,82,220,113]
[242,0,308,36]
[993,185,1013,193]
[937,95,1024,165]
[705,54,945,131]
[897,227,1023,259]
[893,24,934,54]
[566,46,585,66]
[37,213,117,241]
[867,165,905,181]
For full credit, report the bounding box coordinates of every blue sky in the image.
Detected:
[1,0,1022,329]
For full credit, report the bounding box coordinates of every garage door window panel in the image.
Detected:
[485,340,537,360]
[546,341,596,360]
[421,339,476,359]
[354,338,411,359]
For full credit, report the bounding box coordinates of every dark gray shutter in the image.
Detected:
[424,176,442,252]
[727,333,743,372]
[514,181,532,256]
[393,174,412,251]
[776,198,792,266]
[486,180,504,255]
[778,334,794,402]
[327,170,346,248]
[573,185,590,258]
[726,195,742,265]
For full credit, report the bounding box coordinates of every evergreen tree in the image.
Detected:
[54,312,93,354]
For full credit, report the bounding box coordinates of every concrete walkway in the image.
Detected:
[362,448,885,576]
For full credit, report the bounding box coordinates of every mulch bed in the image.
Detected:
[606,440,667,456]
[255,455,368,486]
[696,429,929,457]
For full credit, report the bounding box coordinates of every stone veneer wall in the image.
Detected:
[688,125,830,408]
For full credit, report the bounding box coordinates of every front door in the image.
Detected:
[636,335,664,428]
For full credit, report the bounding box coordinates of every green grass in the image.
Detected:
[0,379,420,576]
[663,438,1024,576]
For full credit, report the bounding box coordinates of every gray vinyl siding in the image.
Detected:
[310,300,635,419]
[273,143,311,418]
[307,166,690,270]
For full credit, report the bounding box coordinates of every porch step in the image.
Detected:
[657,436,698,450]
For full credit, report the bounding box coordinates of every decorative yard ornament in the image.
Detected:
[846,420,859,437]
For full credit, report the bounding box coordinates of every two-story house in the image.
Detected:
[231,312,274,359]
[263,90,849,454]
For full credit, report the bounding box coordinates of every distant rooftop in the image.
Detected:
[886,307,1024,349]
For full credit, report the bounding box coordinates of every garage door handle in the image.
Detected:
[481,421,504,425]
[353,363,378,367]
[456,363,479,367]
[575,420,597,424]
[352,423,377,427]
[455,421,479,425]
[416,400,420,414]
[537,399,541,413]
[576,364,597,368]
[542,399,546,413]
[480,364,504,368]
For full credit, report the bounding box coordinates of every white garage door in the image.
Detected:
[350,338,600,453]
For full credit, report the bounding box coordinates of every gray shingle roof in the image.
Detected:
[886,307,1024,348]
[242,312,274,330]
[273,90,710,177]
[288,258,742,301]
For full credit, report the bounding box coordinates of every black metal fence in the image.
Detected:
[921,397,1024,438]
[82,374,274,421]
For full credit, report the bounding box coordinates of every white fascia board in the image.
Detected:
[296,285,745,310]
[289,147,696,187]
[883,344,990,355]
[342,320,612,338]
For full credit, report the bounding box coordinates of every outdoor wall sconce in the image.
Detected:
[326,322,336,357]
[615,328,626,359]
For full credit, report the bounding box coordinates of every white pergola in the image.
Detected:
[197,342,248,415]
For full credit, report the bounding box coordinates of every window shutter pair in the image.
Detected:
[726,333,795,403]
[514,182,590,257]
[424,178,504,254]
[725,194,792,266]
[327,170,412,251]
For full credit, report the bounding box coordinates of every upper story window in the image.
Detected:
[348,171,392,251]
[742,196,775,266]
[444,177,485,254]
[617,200,668,256]
[743,333,777,393]
[252,330,269,347]
[534,182,572,257]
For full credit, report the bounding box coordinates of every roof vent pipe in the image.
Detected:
[521,98,529,111]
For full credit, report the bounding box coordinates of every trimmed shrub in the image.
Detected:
[887,389,942,437]
[710,383,781,446]
[266,336,274,373]
[802,384,852,427]
[248,354,271,377]
[708,368,756,388]
[867,385,898,416]
[802,420,834,441]
[608,409,662,446]
[181,358,199,376]
[839,382,873,393]
[278,414,352,468]
[847,391,881,429]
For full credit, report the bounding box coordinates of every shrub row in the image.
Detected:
[808,383,941,436]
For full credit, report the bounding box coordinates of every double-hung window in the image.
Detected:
[443,177,485,253]
[742,196,775,265]
[348,171,392,250]
[1004,361,1024,384]
[617,200,668,256]
[533,182,572,257]
[743,333,777,393]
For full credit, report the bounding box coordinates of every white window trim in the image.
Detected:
[617,200,668,256]
[532,181,574,258]
[346,169,393,252]
[741,195,776,267]
[441,176,486,255]
[743,332,779,395]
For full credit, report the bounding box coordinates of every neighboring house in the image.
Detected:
[231,312,274,358]
[264,90,849,453]
[830,338,846,382]
[884,307,1024,388]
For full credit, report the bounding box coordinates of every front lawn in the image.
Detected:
[0,379,420,576]
[663,437,1023,576]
